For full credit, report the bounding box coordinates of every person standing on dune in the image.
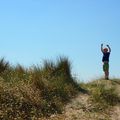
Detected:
[101,44,111,80]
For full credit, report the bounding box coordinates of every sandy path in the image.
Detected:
[41,92,120,120]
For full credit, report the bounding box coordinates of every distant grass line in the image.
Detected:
[0,57,81,119]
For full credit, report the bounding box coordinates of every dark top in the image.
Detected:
[102,52,110,62]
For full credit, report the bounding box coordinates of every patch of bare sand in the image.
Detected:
[47,93,109,120]
[110,106,120,120]
[63,93,110,120]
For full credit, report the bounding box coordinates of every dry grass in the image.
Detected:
[0,57,120,119]
[0,57,80,119]
[58,79,120,120]
[81,79,120,112]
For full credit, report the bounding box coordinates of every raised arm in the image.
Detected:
[101,44,104,53]
[107,45,111,52]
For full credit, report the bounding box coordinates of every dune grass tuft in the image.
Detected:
[82,79,120,112]
[0,57,80,119]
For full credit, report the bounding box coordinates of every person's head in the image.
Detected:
[103,48,108,53]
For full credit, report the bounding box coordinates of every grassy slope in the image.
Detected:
[0,57,80,119]
[0,58,120,120]
[49,79,120,120]
[83,79,120,120]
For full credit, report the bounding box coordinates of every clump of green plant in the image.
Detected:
[0,57,81,119]
[90,83,120,112]
[0,58,9,73]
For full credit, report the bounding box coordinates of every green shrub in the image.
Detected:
[90,84,120,111]
[0,57,80,119]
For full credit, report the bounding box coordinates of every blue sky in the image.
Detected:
[0,0,120,81]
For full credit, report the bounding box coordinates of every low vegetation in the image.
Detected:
[0,57,120,120]
[81,79,120,112]
[0,57,80,119]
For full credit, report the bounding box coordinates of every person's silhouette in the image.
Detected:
[101,44,111,80]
